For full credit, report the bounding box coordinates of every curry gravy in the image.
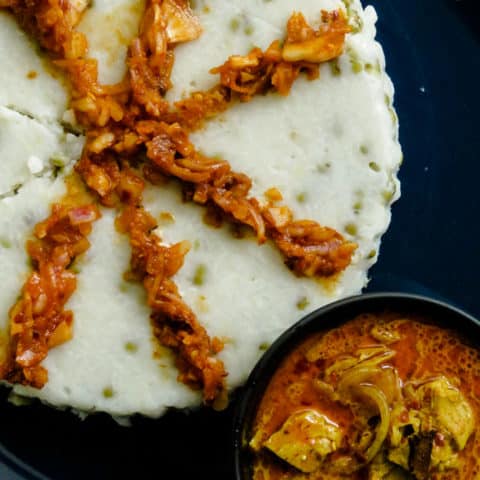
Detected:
[250,313,480,479]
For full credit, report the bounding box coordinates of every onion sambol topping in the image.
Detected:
[2,183,100,388]
[141,120,357,277]
[116,203,227,403]
[4,0,89,58]
[171,10,350,130]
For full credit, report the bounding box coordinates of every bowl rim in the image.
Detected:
[0,442,49,480]
[232,291,480,480]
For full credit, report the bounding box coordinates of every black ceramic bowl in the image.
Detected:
[232,292,480,480]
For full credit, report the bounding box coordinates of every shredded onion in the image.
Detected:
[337,365,382,395]
[356,383,391,463]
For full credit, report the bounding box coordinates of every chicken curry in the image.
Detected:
[250,313,480,479]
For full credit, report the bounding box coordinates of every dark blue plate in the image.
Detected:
[0,0,479,478]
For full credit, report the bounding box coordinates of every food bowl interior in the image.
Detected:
[233,292,480,480]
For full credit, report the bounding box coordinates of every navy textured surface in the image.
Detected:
[0,1,478,478]
[366,0,480,316]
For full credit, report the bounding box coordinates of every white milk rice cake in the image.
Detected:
[0,0,402,417]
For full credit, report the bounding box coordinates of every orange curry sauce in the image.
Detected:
[251,313,480,479]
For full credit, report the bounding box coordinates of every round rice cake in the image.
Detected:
[0,0,402,417]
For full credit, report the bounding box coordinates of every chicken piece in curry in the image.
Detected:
[250,313,480,479]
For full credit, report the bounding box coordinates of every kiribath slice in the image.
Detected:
[0,0,402,418]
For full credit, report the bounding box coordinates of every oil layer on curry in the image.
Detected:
[250,313,480,479]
